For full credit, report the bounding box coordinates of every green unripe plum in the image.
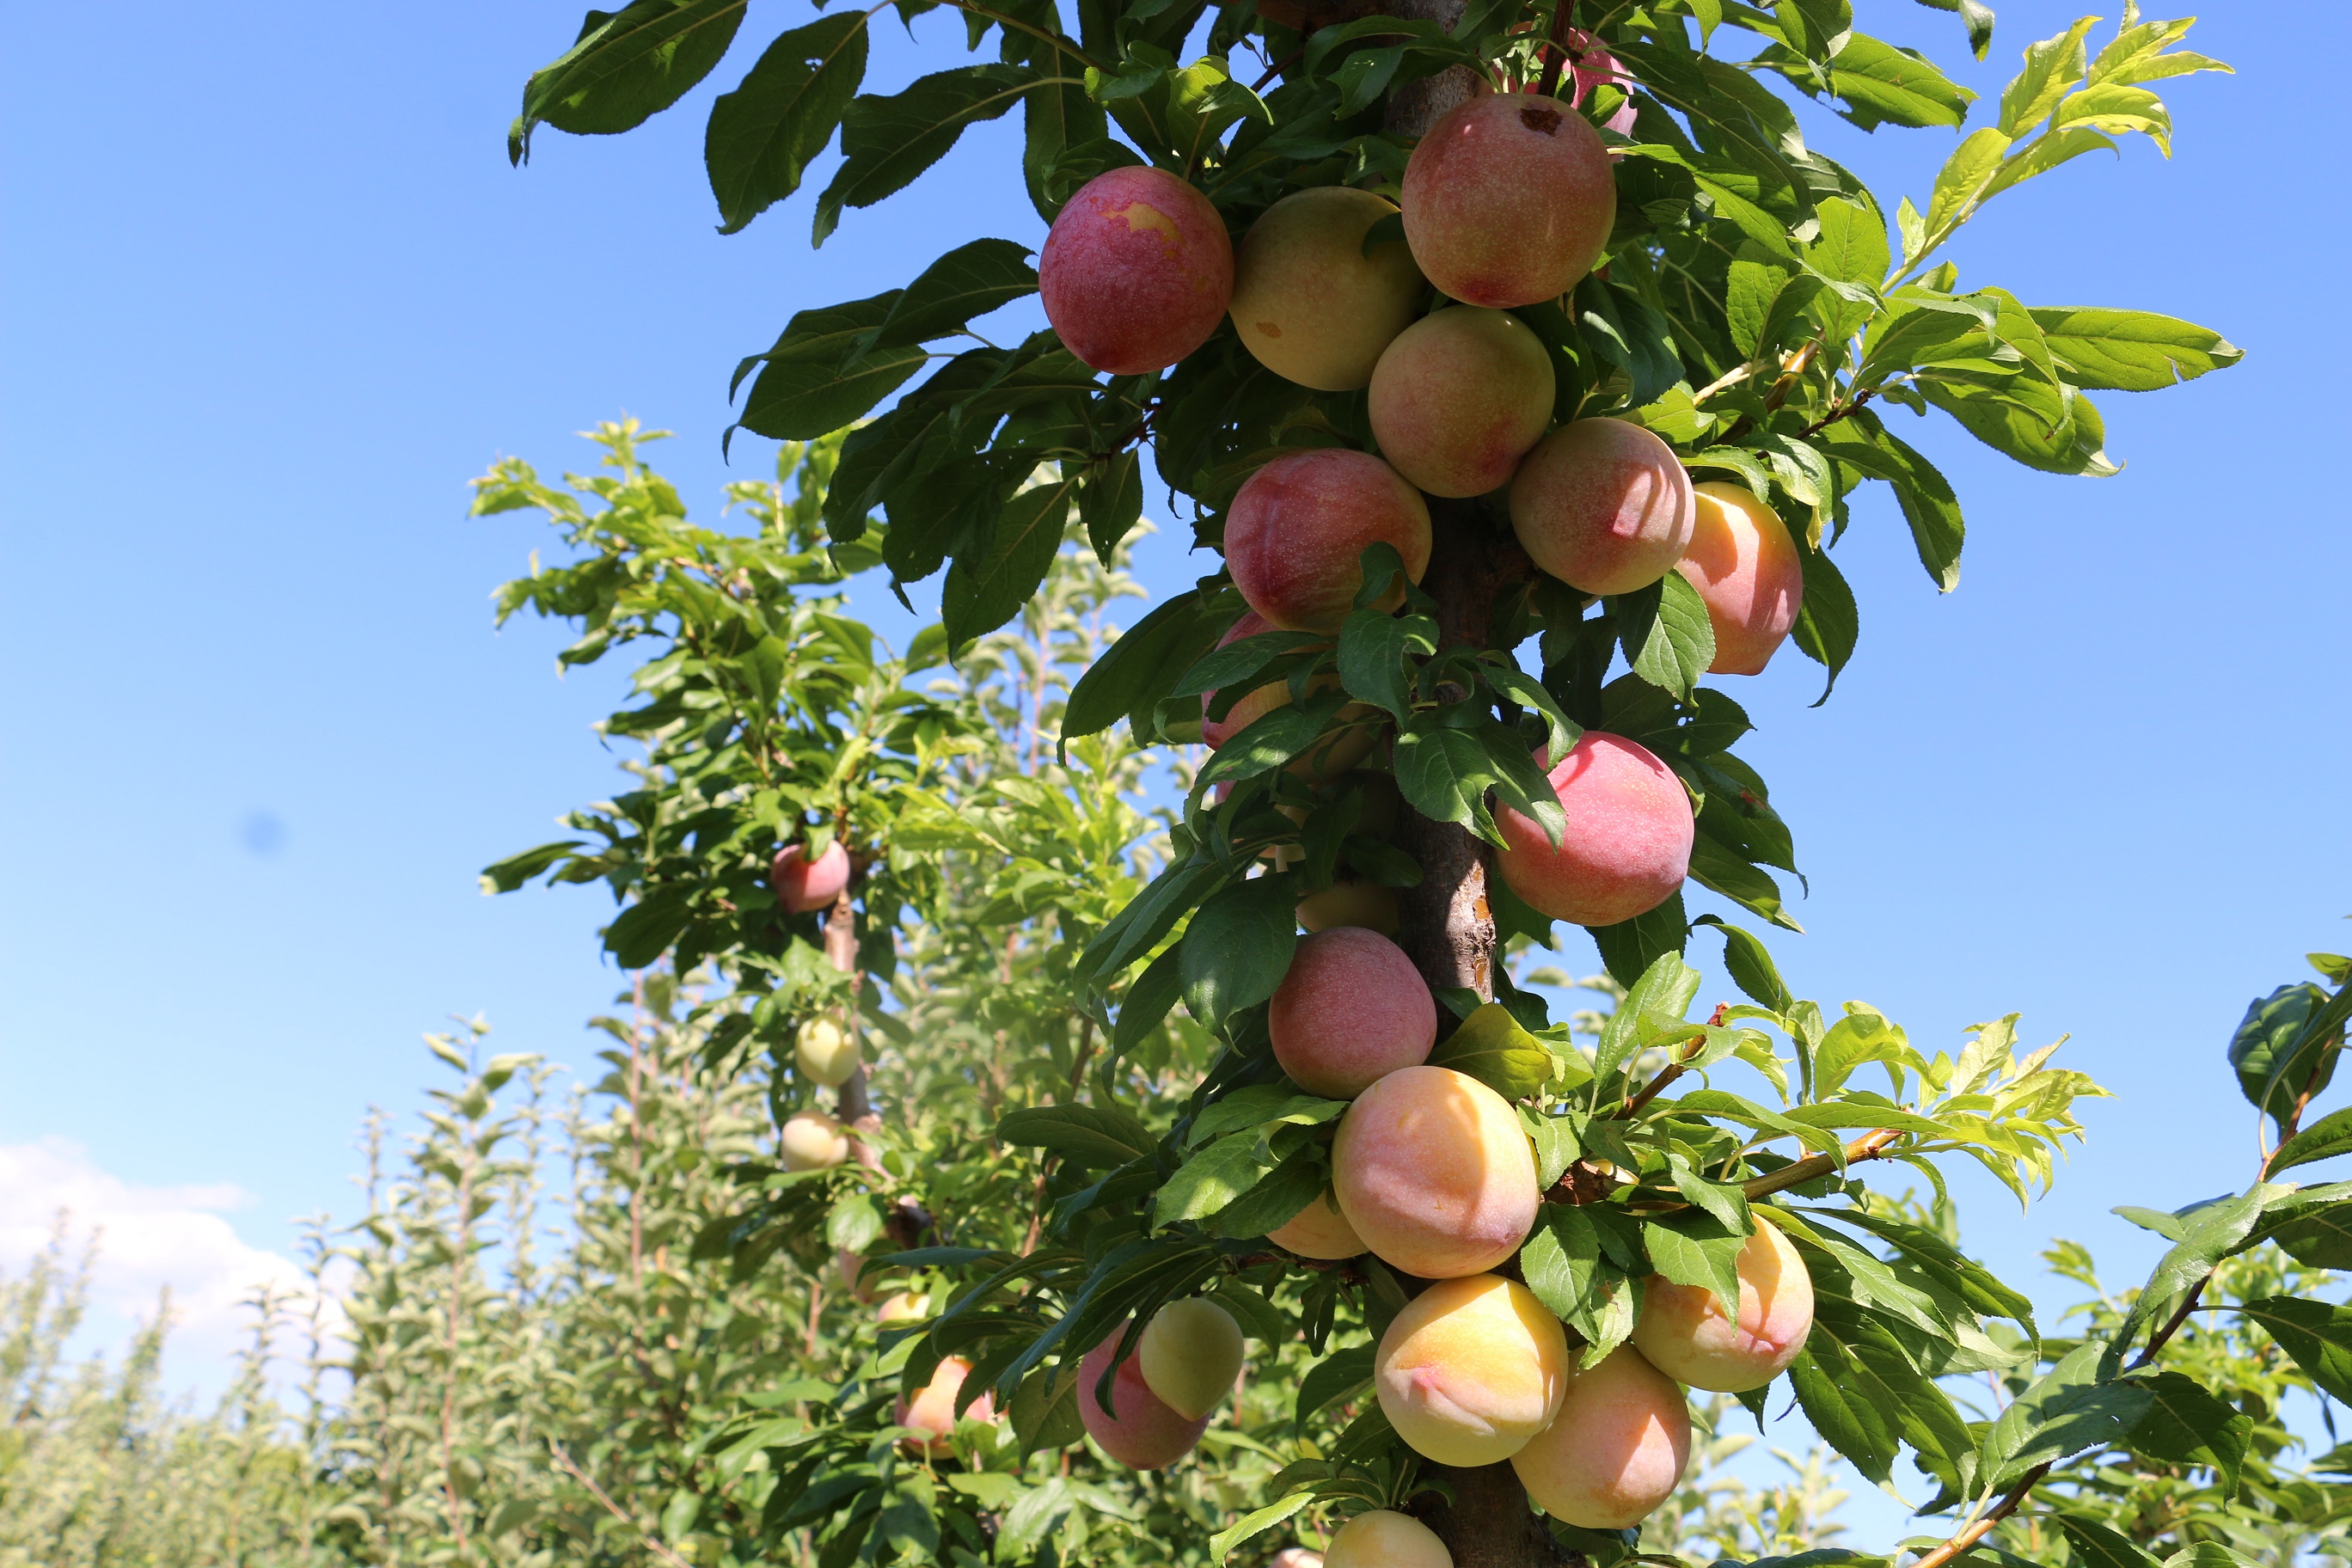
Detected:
[1138,1298,1246,1420]
[1374,1273,1568,1467]
[1508,418,1694,596]
[1270,928,1436,1098]
[1231,187,1426,390]
[1226,450,1432,634]
[780,1109,848,1172]
[1493,732,1692,928]
[1369,307,1555,497]
[1265,1189,1366,1259]
[1297,875,1400,935]
[1325,1510,1453,1568]
[1333,1066,1540,1278]
[1078,1329,1210,1469]
[796,1016,860,1087]
[1632,1221,1813,1392]
[1509,1345,1690,1529]
[1400,95,1615,309]
[1674,481,1804,676]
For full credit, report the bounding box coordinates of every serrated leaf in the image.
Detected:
[704,12,868,233]
[813,65,1035,245]
[2241,1296,2352,1403]
[1521,1206,1603,1320]
[2123,1369,2250,1492]
[1179,875,1298,1027]
[1980,1342,2152,1489]
[511,0,747,162]
[869,237,1038,350]
[942,474,1077,651]
[2025,306,2243,392]
[1430,1004,1554,1100]
[1645,1211,1748,1320]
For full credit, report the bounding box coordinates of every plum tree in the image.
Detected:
[1138,1297,1246,1420]
[1368,307,1557,498]
[795,1015,860,1087]
[1325,1510,1454,1568]
[1509,418,1696,596]
[1269,928,1437,1097]
[1400,95,1615,309]
[1201,611,1375,781]
[1262,1190,1364,1260]
[1039,166,1233,374]
[1494,732,1694,927]
[1374,1273,1568,1467]
[1631,1221,1814,1393]
[1230,187,1425,391]
[778,1108,848,1172]
[1675,482,1804,677]
[1225,450,1432,633]
[1295,874,1400,936]
[1508,1345,1692,1529]
[771,840,849,914]
[1332,1066,1539,1277]
[897,1356,993,1455]
[1077,1330,1210,1470]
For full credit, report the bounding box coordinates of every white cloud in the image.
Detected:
[0,1137,321,1398]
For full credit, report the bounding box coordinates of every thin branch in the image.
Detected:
[1740,1127,1905,1201]
[1906,1467,2048,1568]
[1617,1004,1729,1119]
[549,1443,695,1568]
[1534,0,1577,100]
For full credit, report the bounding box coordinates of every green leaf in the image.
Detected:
[1157,1132,1277,1223]
[1821,414,1963,591]
[2024,307,2243,392]
[1614,574,1716,701]
[2229,983,2342,1124]
[2256,1187,2352,1270]
[2055,1516,2164,1568]
[2269,1106,2352,1178]
[1912,0,1994,62]
[1295,1344,1375,1425]
[511,0,747,162]
[1186,1084,1345,1146]
[1788,540,1857,703]
[997,1104,1157,1167]
[2241,1296,2352,1403]
[1824,33,1971,131]
[870,238,1038,350]
[732,292,927,441]
[1787,1339,1902,1484]
[704,12,868,233]
[1921,373,2117,478]
[1645,1211,1748,1320]
[813,65,1036,245]
[1999,18,2098,137]
[1180,876,1299,1028]
[1922,127,2012,241]
[1338,609,1417,722]
[1701,918,1794,1014]
[1430,1004,1554,1101]
[1520,1207,1603,1320]
[479,839,585,894]
[1064,590,1212,741]
[942,475,1077,652]
[1209,1492,1314,1563]
[1081,449,1144,566]
[1392,719,1500,837]
[1980,1342,2153,1489]
[2122,1369,2250,1492]
[1686,836,1798,932]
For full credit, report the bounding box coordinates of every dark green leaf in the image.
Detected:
[511,0,747,162]
[870,238,1038,350]
[2241,1296,2352,1403]
[813,65,1035,245]
[1614,574,1715,700]
[2230,983,2343,1124]
[732,292,926,441]
[704,12,868,233]
[2122,1370,2249,1492]
[1295,1345,1375,1425]
[1430,1003,1554,1100]
[1590,891,1691,990]
[1064,590,1211,741]
[2055,1516,2164,1568]
[1788,541,1857,704]
[1980,1343,2152,1489]
[1180,876,1299,1027]
[1338,609,1416,722]
[1646,1210,1748,1320]
[997,1104,1157,1167]
[942,474,1077,652]
[2269,1106,2352,1178]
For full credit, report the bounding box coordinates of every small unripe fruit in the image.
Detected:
[1326,1510,1452,1568]
[772,840,850,913]
[1138,1298,1246,1420]
[1674,481,1804,676]
[796,1017,860,1087]
[1509,418,1695,596]
[1494,732,1692,928]
[1332,1066,1540,1277]
[1374,1274,1568,1467]
[1369,307,1556,497]
[877,1290,932,1324]
[1265,1190,1367,1260]
[1401,95,1616,309]
[1231,187,1426,390]
[1041,167,1234,375]
[1078,1330,1210,1469]
[1297,876,1400,935]
[836,1248,876,1302]
[781,1109,848,1172]
[1510,1345,1690,1529]
[897,1355,995,1455]
[1270,928,1436,1098]
[1632,1221,1813,1392]
[1201,611,1375,784]
[1226,450,1432,634]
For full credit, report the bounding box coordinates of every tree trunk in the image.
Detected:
[825,885,882,1137]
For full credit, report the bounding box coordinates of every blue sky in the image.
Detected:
[2,0,2345,1473]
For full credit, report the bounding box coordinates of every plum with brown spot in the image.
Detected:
[1400,94,1616,309]
[1509,417,1695,596]
[1226,450,1431,634]
[1494,732,1692,928]
[1270,927,1436,1098]
[1040,167,1234,375]
[1230,186,1425,390]
[1369,306,1556,498]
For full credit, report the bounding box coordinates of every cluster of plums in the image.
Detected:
[1041,95,1805,894]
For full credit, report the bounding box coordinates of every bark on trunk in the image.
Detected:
[825,885,882,1137]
